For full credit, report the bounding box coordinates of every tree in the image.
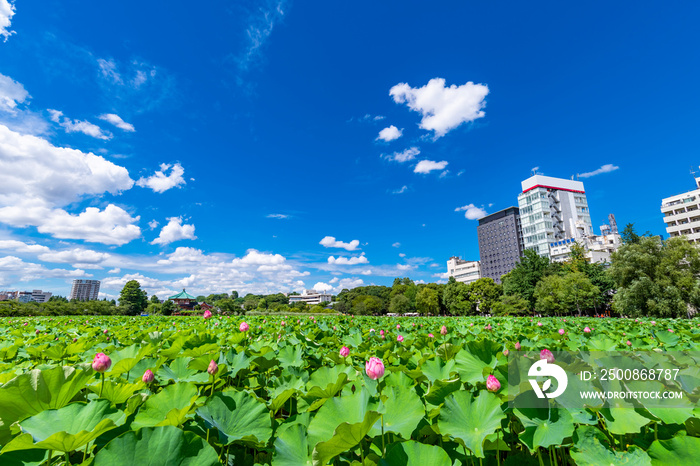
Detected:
[118,280,148,316]
[502,249,552,306]
[609,236,700,317]
[468,278,503,314]
[560,272,600,315]
[150,295,160,304]
[534,275,565,316]
[416,287,439,316]
[442,277,472,315]
[161,300,175,316]
[388,294,412,315]
[621,223,641,245]
[230,291,239,300]
[492,294,530,316]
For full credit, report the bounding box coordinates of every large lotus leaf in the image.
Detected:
[454,348,495,385]
[268,375,306,415]
[307,388,373,447]
[195,389,272,446]
[123,358,159,383]
[2,400,125,453]
[93,425,219,466]
[306,366,348,399]
[88,381,145,405]
[312,410,380,466]
[221,349,252,379]
[379,440,451,466]
[106,344,154,377]
[587,337,620,351]
[421,358,456,382]
[625,380,694,425]
[131,382,199,429]
[272,423,313,466]
[180,343,219,358]
[423,378,462,406]
[369,386,424,439]
[514,406,575,452]
[156,358,209,383]
[0,366,93,445]
[437,391,505,458]
[571,425,651,466]
[278,345,304,368]
[647,434,700,465]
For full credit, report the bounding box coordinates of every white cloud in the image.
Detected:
[108,268,121,274]
[432,272,450,279]
[414,160,448,174]
[327,253,368,265]
[0,0,15,42]
[579,164,620,178]
[384,147,419,163]
[399,253,406,258]
[97,59,123,84]
[151,217,197,246]
[235,0,289,73]
[392,242,401,248]
[376,125,402,142]
[99,113,135,132]
[391,185,408,194]
[455,204,487,220]
[0,239,50,254]
[267,213,289,219]
[136,163,186,193]
[397,263,414,271]
[38,248,111,267]
[390,78,489,138]
[0,256,89,285]
[319,236,360,251]
[48,109,112,140]
[148,219,159,230]
[329,277,339,284]
[0,73,28,112]
[313,281,333,293]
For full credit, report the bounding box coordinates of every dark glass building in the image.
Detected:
[477,207,524,283]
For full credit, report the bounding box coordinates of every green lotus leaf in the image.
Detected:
[312,410,380,466]
[379,440,452,466]
[131,382,199,429]
[307,388,373,447]
[369,386,425,439]
[88,380,145,405]
[571,425,651,466]
[647,433,700,465]
[272,423,313,466]
[421,357,456,382]
[514,406,575,452]
[156,358,209,383]
[437,391,505,458]
[195,389,272,446]
[93,425,219,466]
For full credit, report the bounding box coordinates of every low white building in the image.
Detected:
[661,173,700,243]
[549,228,622,264]
[288,289,333,306]
[446,257,481,284]
[31,290,52,303]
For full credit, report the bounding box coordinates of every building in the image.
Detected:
[446,257,481,284]
[168,289,197,310]
[661,172,700,243]
[288,289,333,306]
[477,207,524,283]
[17,291,33,303]
[549,222,622,264]
[517,174,593,257]
[31,290,52,303]
[69,280,101,301]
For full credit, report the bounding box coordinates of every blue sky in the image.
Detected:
[1,1,699,299]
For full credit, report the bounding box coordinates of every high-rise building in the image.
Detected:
[69,280,101,301]
[661,172,700,243]
[31,290,52,303]
[517,175,593,257]
[446,257,481,284]
[477,207,524,283]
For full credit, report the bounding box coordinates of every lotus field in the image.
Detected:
[0,315,699,465]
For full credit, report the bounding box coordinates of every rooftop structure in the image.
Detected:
[446,257,481,285]
[661,170,700,243]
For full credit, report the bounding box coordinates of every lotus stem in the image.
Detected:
[497,430,501,466]
[381,414,385,457]
[99,373,105,398]
[537,448,544,466]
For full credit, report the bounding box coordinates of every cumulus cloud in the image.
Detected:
[150,217,196,246]
[38,248,111,267]
[0,239,50,254]
[48,109,112,140]
[313,282,333,293]
[579,164,620,178]
[319,236,360,251]
[455,204,487,220]
[99,113,135,132]
[0,0,15,42]
[0,256,89,285]
[0,73,28,112]
[148,219,159,230]
[384,147,419,163]
[414,160,448,174]
[392,242,401,248]
[376,125,402,142]
[327,253,369,265]
[136,163,186,193]
[390,78,489,138]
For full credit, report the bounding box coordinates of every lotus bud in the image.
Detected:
[584,326,591,333]
[428,333,434,338]
[537,322,543,327]
[503,349,509,356]
[486,374,501,392]
[203,310,212,319]
[626,340,632,346]
[540,349,555,363]
[92,353,112,373]
[380,330,385,336]
[239,322,249,332]
[440,325,448,335]
[339,346,350,358]
[397,335,404,343]
[396,324,401,330]
[558,329,565,335]
[142,369,154,384]
[365,357,385,380]
[515,342,521,350]
[207,360,218,376]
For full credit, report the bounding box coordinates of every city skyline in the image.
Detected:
[0,2,699,299]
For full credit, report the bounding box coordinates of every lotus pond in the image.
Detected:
[0,315,699,465]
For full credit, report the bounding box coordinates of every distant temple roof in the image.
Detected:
[169,289,196,300]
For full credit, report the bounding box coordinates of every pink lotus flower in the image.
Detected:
[380,330,385,336]
[428,333,434,338]
[515,342,521,350]
[396,324,401,330]
[651,321,656,326]
[485,324,492,330]
[583,326,591,333]
[92,353,112,373]
[365,357,385,380]
[537,322,543,327]
[668,329,674,333]
[142,369,154,383]
[369,328,375,333]
[239,322,249,332]
[35,329,40,335]
[540,349,555,363]
[486,375,501,392]
[281,321,286,326]
[103,329,108,334]
[440,325,448,335]
[333,326,337,331]
[339,346,350,357]
[397,335,404,343]
[626,340,632,346]
[203,310,212,319]
[503,349,509,356]
[558,329,565,335]
[207,360,218,376]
